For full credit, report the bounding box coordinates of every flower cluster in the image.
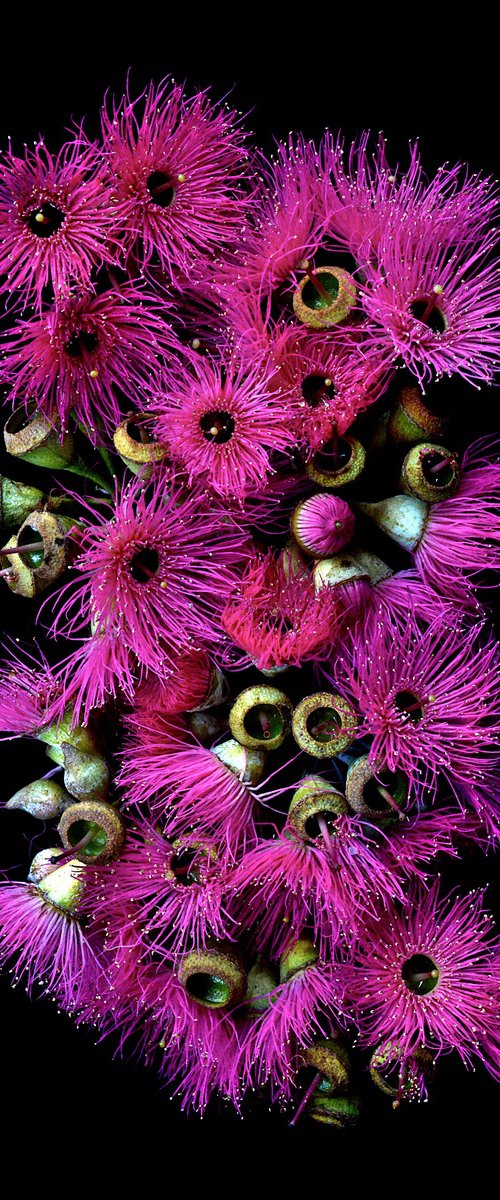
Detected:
[1,76,500,1129]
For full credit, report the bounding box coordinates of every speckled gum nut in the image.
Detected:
[178,944,247,1008]
[388,386,448,446]
[58,800,126,864]
[306,436,366,489]
[292,267,357,330]
[304,1038,352,1093]
[345,755,408,823]
[288,775,348,839]
[292,692,357,758]
[400,442,461,503]
[1,510,78,597]
[229,685,293,751]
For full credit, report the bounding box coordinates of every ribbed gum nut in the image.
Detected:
[188,665,229,712]
[309,1094,361,1128]
[6,779,72,820]
[178,944,247,1008]
[4,407,74,467]
[345,756,408,823]
[187,711,228,745]
[388,386,448,446]
[36,856,85,913]
[212,738,266,785]
[291,493,355,559]
[38,708,100,765]
[288,775,348,840]
[5,510,78,594]
[306,436,366,489]
[245,955,279,1012]
[113,415,168,478]
[229,685,293,751]
[28,847,66,884]
[62,745,110,803]
[58,800,125,863]
[304,1038,352,1093]
[1,478,45,528]
[313,552,369,593]
[400,443,461,503]
[280,936,319,983]
[349,547,393,584]
[292,692,357,758]
[293,267,357,329]
[357,494,429,552]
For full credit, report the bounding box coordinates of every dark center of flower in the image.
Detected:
[402,953,440,995]
[129,547,160,583]
[186,973,230,1005]
[27,202,66,238]
[17,524,44,569]
[421,450,456,487]
[146,170,176,209]
[65,818,108,858]
[362,770,405,813]
[306,706,342,743]
[304,810,338,838]
[243,703,284,742]
[200,410,235,444]
[301,374,336,408]
[410,299,447,334]
[64,330,99,358]
[125,418,152,445]
[170,846,203,887]
[394,691,424,722]
[312,438,352,473]
[302,273,339,311]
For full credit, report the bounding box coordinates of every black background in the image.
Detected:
[0,21,499,1172]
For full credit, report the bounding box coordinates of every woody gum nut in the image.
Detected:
[288,775,348,840]
[306,436,366,489]
[292,266,357,329]
[1,509,79,596]
[113,415,168,477]
[6,779,73,820]
[0,477,45,528]
[62,745,110,802]
[304,1038,352,1093]
[178,945,247,1008]
[345,755,408,822]
[400,442,461,503]
[58,800,126,863]
[212,738,267,785]
[4,406,74,467]
[280,935,319,983]
[292,692,357,758]
[229,685,293,751]
[388,386,449,445]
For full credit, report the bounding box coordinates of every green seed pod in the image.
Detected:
[4,406,74,467]
[113,414,168,478]
[292,692,357,758]
[229,685,293,751]
[345,756,408,824]
[288,775,348,840]
[6,779,72,820]
[245,955,279,1013]
[62,745,110,803]
[304,1038,352,1094]
[293,266,357,329]
[280,936,319,983]
[306,436,366,489]
[388,386,449,446]
[36,856,85,913]
[308,1093,361,1128]
[178,944,247,1009]
[58,800,125,863]
[38,708,100,765]
[400,442,461,503]
[1,477,45,529]
[212,738,267,785]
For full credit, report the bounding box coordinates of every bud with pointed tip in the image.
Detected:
[388,386,448,446]
[306,435,366,489]
[38,708,100,765]
[4,406,74,467]
[229,685,293,751]
[58,800,125,863]
[349,547,393,584]
[400,443,461,503]
[212,738,266,785]
[313,552,369,592]
[280,935,318,983]
[62,745,109,803]
[113,414,168,477]
[292,692,357,758]
[1,477,45,529]
[178,943,247,1008]
[6,779,72,821]
[357,494,429,552]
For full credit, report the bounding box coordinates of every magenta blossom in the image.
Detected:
[0,642,62,738]
[1,285,180,437]
[0,135,118,309]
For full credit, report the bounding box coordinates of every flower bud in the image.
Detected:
[292,692,357,758]
[187,711,228,744]
[0,477,45,529]
[28,847,66,884]
[212,738,266,785]
[38,708,100,765]
[280,935,318,983]
[357,494,429,552]
[188,665,229,711]
[178,944,247,1008]
[308,1093,361,1128]
[313,552,369,592]
[36,856,85,912]
[306,435,366,489]
[229,685,293,751]
[62,745,110,803]
[400,443,461,503]
[6,779,72,820]
[4,406,74,467]
[58,800,125,863]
